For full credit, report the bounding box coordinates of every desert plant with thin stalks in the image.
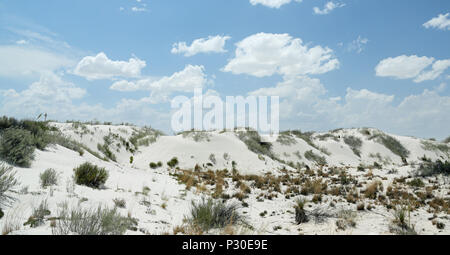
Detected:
[0,162,19,208]
[40,168,58,188]
[304,150,327,165]
[52,202,137,235]
[24,199,51,228]
[1,203,27,235]
[186,198,246,232]
[294,198,308,224]
[390,205,417,235]
[335,210,357,230]
[113,198,126,209]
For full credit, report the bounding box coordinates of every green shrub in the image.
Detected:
[237,131,274,159]
[294,199,308,224]
[0,128,35,167]
[52,202,137,235]
[187,198,245,231]
[40,168,58,188]
[167,157,179,168]
[417,159,450,177]
[344,135,363,157]
[370,133,410,159]
[0,162,18,208]
[443,136,450,144]
[73,162,108,189]
[304,150,327,165]
[24,199,50,228]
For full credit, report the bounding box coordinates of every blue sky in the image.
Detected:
[0,0,449,138]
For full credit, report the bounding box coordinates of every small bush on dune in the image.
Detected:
[304,150,327,165]
[52,202,137,235]
[0,128,35,167]
[344,135,363,157]
[167,157,179,168]
[417,159,450,177]
[0,162,19,208]
[443,136,450,144]
[370,133,410,159]
[187,198,245,232]
[40,168,58,188]
[73,162,108,189]
[294,198,308,224]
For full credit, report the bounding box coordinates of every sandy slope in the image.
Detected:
[1,123,449,235]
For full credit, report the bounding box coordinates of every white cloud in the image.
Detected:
[375,55,450,82]
[171,35,231,57]
[348,36,369,54]
[313,1,345,15]
[0,45,75,78]
[223,33,339,78]
[249,0,302,9]
[110,65,210,102]
[414,59,450,83]
[248,75,450,138]
[131,7,147,12]
[423,13,450,31]
[73,52,146,80]
[0,72,86,118]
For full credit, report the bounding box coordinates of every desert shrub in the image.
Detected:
[53,202,137,235]
[187,198,245,231]
[167,157,179,168]
[149,162,159,169]
[0,162,18,208]
[417,159,450,177]
[24,199,51,228]
[209,154,216,165]
[237,131,274,159]
[390,206,416,235]
[73,162,108,189]
[97,135,116,162]
[421,140,450,153]
[294,199,308,224]
[336,210,357,230]
[276,134,297,146]
[113,198,126,208]
[181,130,211,142]
[304,150,327,165]
[444,136,450,143]
[344,135,363,157]
[370,133,410,159]
[130,127,163,149]
[40,168,58,188]
[50,132,84,156]
[0,128,35,167]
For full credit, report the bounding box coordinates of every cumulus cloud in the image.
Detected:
[375,55,450,82]
[73,52,146,80]
[313,1,345,15]
[0,45,75,78]
[249,0,302,9]
[248,75,450,138]
[423,13,450,31]
[223,33,339,78]
[171,35,231,57]
[110,65,210,102]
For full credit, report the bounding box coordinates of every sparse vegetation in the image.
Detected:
[52,202,137,235]
[180,130,211,142]
[40,168,58,188]
[344,135,363,157]
[149,161,162,169]
[73,162,108,189]
[294,198,308,224]
[0,128,35,167]
[417,159,450,177]
[369,132,410,159]
[186,198,245,232]
[0,163,18,208]
[304,150,327,165]
[167,157,179,168]
[24,199,51,228]
[236,130,274,159]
